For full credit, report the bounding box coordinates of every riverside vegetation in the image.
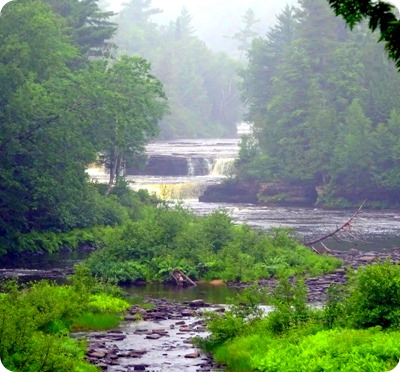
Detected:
[199,261,400,371]
[0,184,342,371]
[0,265,130,372]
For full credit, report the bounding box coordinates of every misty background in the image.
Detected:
[105,0,298,53]
[104,0,399,53]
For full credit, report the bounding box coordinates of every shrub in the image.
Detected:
[345,261,400,329]
[88,293,129,313]
[0,280,100,372]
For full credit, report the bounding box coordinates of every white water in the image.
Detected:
[87,123,400,250]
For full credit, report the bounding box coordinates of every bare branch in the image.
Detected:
[304,200,367,247]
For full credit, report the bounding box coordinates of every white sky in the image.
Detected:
[1,0,400,51]
[1,0,399,13]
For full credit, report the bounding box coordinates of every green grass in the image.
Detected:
[213,327,400,372]
[71,312,121,331]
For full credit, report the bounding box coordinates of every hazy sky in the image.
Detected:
[1,0,400,51]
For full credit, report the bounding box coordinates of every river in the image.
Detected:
[3,130,400,279]
[115,126,400,252]
[4,130,400,371]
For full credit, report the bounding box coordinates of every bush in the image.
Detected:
[0,273,128,371]
[214,327,400,372]
[201,285,267,348]
[87,204,341,284]
[265,275,310,334]
[0,280,99,371]
[88,293,129,313]
[345,261,400,329]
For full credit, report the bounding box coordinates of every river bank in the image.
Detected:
[2,246,400,301]
[73,246,400,371]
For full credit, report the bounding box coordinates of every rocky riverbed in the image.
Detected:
[78,247,400,371]
[77,298,226,372]
[227,247,400,303]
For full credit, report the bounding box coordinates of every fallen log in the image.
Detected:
[171,269,196,287]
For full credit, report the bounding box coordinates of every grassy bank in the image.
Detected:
[0,266,129,372]
[199,261,400,371]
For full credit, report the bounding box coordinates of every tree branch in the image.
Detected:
[304,199,367,247]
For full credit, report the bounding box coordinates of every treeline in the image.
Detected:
[113,1,242,138]
[0,0,168,250]
[237,0,400,206]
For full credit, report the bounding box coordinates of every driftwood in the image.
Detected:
[171,269,196,287]
[304,200,366,251]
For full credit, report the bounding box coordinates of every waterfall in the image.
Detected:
[187,157,215,176]
[211,158,235,176]
[88,137,241,200]
[131,182,208,200]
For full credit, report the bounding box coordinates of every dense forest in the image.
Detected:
[236,0,400,207]
[0,0,168,251]
[113,0,242,138]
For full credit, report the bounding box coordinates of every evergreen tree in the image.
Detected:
[233,8,260,59]
[237,0,400,204]
[329,99,374,192]
[43,0,117,60]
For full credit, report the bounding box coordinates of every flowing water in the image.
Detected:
[118,124,400,252]
[87,128,400,252]
[4,126,400,371]
[4,125,400,274]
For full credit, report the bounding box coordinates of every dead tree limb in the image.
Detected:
[171,269,197,287]
[304,200,366,247]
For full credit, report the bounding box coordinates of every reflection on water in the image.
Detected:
[0,250,89,270]
[123,282,241,305]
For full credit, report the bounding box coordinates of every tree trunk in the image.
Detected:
[107,146,119,195]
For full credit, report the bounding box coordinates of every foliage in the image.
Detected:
[0,0,168,250]
[265,275,309,334]
[200,284,267,348]
[345,261,400,329]
[238,0,400,206]
[326,0,400,70]
[42,0,116,61]
[71,313,121,331]
[88,294,129,313]
[0,272,128,371]
[213,327,400,372]
[78,55,168,191]
[86,205,341,283]
[200,261,400,372]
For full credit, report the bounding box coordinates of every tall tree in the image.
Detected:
[0,1,168,240]
[114,0,162,59]
[233,8,260,59]
[43,0,117,60]
[0,0,96,235]
[329,99,374,192]
[78,56,168,191]
[175,7,195,40]
[237,0,400,204]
